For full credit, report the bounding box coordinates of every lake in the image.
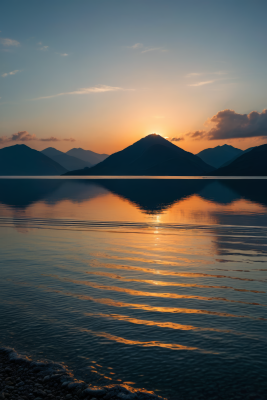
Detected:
[0,178,266,400]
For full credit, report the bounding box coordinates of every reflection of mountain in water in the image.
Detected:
[0,178,267,214]
[220,179,267,208]
[0,179,108,209]
[99,179,208,214]
[198,181,241,204]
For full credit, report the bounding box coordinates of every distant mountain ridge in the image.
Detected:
[196,144,243,168]
[41,147,92,171]
[0,144,67,176]
[64,134,215,176]
[213,143,267,176]
[220,146,255,167]
[0,141,262,177]
[66,148,109,165]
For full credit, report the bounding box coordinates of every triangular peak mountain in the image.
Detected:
[0,144,67,175]
[64,134,214,176]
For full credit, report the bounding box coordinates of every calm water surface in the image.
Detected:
[0,178,266,400]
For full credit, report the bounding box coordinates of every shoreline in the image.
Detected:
[0,347,164,400]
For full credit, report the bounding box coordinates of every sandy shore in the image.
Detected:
[0,348,163,400]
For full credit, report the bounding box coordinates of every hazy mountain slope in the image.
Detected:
[64,134,214,176]
[42,147,92,170]
[196,144,243,168]
[0,144,67,176]
[66,148,108,165]
[220,146,256,168]
[213,144,267,176]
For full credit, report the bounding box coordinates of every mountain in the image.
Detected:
[41,147,92,171]
[0,144,67,176]
[66,148,109,165]
[220,146,256,168]
[213,144,267,176]
[64,134,214,176]
[196,144,243,168]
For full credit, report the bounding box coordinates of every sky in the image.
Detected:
[1,0,267,155]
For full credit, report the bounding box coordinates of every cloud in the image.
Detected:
[40,137,75,142]
[130,43,143,49]
[33,85,131,100]
[213,71,227,75]
[40,45,49,51]
[187,109,267,140]
[11,131,36,142]
[128,43,167,53]
[171,137,184,142]
[0,131,76,143]
[187,130,206,139]
[0,38,20,46]
[189,80,215,87]
[185,72,202,78]
[39,136,60,142]
[141,47,167,54]
[2,70,20,78]
[59,53,68,56]
[186,71,226,78]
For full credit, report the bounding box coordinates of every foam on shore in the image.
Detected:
[0,346,165,400]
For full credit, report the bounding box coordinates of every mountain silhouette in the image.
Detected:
[64,134,214,176]
[66,148,109,166]
[220,146,255,167]
[213,144,267,176]
[0,144,67,175]
[196,144,243,168]
[42,147,92,171]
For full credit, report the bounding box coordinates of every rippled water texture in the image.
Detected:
[0,178,266,400]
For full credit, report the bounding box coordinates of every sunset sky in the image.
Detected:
[1,0,267,155]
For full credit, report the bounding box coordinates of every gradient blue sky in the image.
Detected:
[1,0,267,154]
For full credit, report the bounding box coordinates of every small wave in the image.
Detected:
[44,274,267,306]
[89,260,265,282]
[1,216,267,234]
[76,328,214,354]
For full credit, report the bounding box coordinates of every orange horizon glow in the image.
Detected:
[0,131,265,156]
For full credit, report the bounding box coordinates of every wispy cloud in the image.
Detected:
[39,137,75,142]
[128,43,167,54]
[0,131,76,143]
[171,137,184,142]
[59,53,68,56]
[213,70,227,75]
[186,71,227,78]
[2,70,20,78]
[0,38,20,46]
[189,80,215,87]
[37,42,49,51]
[185,72,202,78]
[129,43,143,49]
[141,47,167,54]
[33,85,132,100]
